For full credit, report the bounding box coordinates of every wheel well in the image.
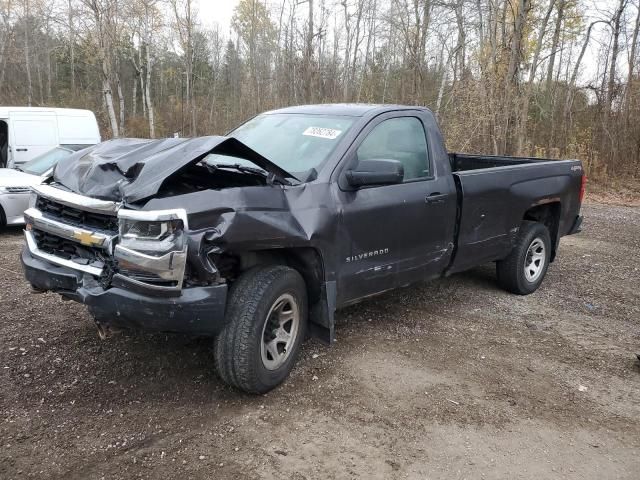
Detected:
[523,202,561,261]
[218,247,325,304]
[214,246,332,342]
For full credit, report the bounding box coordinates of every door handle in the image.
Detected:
[425,193,447,204]
[16,148,28,152]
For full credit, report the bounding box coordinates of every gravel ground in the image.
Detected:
[1,202,639,479]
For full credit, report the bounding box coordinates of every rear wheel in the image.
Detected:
[214,265,307,394]
[496,221,551,295]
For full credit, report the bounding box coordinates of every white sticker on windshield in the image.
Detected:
[303,126,342,140]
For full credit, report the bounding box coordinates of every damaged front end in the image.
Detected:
[21,182,230,335]
[20,136,301,335]
[23,172,200,297]
[20,136,334,341]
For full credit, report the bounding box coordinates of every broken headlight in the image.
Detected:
[119,217,185,255]
[114,209,188,291]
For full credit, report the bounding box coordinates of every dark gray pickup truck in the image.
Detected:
[21,104,585,393]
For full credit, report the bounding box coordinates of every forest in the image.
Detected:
[1,0,640,181]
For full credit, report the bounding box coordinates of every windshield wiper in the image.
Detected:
[213,163,266,175]
[206,162,292,185]
[15,166,24,172]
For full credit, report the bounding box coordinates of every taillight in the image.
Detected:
[579,174,587,203]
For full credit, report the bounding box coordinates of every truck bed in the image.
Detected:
[449,153,554,172]
[446,153,584,274]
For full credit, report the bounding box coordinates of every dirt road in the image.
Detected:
[1,202,639,479]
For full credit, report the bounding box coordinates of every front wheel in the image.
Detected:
[214,265,307,394]
[496,221,551,295]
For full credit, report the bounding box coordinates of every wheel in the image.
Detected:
[0,206,6,229]
[214,265,307,394]
[496,221,551,295]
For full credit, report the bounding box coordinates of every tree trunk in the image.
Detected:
[349,0,364,100]
[517,0,556,154]
[545,0,565,92]
[304,0,314,103]
[116,71,125,134]
[46,40,52,102]
[145,42,155,138]
[103,77,119,137]
[132,75,137,118]
[342,0,351,101]
[454,0,465,82]
[624,3,640,116]
[36,52,44,105]
[68,0,75,92]
[501,0,531,154]
[607,0,628,112]
[101,46,119,137]
[24,0,33,106]
[435,50,450,119]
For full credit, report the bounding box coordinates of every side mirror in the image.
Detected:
[345,159,404,187]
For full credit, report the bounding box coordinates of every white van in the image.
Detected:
[0,107,100,168]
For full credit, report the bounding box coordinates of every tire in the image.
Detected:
[496,221,551,295]
[0,206,6,229]
[214,265,307,394]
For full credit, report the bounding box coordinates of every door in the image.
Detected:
[334,114,456,304]
[0,119,8,168]
[9,112,58,166]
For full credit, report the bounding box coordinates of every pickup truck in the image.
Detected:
[20,104,585,394]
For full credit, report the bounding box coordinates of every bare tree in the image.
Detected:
[172,0,195,135]
[607,0,629,112]
[22,0,33,106]
[81,0,120,137]
[516,0,556,153]
[0,0,638,178]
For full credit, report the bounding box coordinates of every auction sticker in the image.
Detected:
[303,126,342,139]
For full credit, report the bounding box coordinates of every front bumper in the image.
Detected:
[21,247,228,336]
[0,192,29,225]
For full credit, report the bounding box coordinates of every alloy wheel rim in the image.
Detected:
[260,293,300,371]
[524,237,546,282]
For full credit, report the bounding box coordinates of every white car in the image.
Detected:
[0,145,92,227]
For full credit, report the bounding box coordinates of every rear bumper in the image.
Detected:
[567,214,583,235]
[21,247,228,336]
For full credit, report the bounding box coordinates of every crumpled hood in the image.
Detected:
[53,136,297,203]
[0,168,42,188]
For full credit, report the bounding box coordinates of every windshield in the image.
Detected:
[20,145,90,176]
[205,114,355,180]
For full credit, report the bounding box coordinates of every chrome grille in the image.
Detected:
[36,196,118,233]
[32,229,106,268]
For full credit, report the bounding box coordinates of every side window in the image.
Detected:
[356,117,430,181]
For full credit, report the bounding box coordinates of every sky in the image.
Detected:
[198,0,241,35]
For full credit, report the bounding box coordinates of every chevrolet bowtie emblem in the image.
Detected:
[73,230,104,247]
